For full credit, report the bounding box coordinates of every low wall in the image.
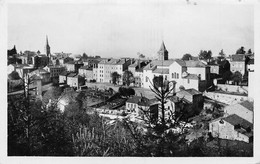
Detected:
[204,91,249,105]
[216,84,248,94]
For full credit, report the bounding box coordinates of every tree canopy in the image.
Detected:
[182,54,192,61]
[111,72,121,85]
[236,46,246,54]
[8,71,21,80]
[231,71,243,85]
[218,49,226,58]
[222,70,232,84]
[118,87,135,97]
[123,70,134,86]
[198,50,212,62]
[153,75,164,89]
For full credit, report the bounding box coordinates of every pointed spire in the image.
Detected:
[46,35,49,46]
[159,41,167,52]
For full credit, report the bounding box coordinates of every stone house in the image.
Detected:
[128,60,150,87]
[58,57,74,66]
[64,61,84,72]
[209,114,253,143]
[78,66,93,82]
[67,72,85,89]
[28,68,51,84]
[175,88,204,116]
[224,100,253,123]
[97,58,132,84]
[230,54,246,76]
[43,65,65,78]
[125,96,159,120]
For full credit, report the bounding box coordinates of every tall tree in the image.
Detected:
[198,50,212,62]
[123,70,134,86]
[231,71,243,85]
[219,49,226,58]
[111,72,121,85]
[182,54,192,61]
[236,46,246,54]
[222,70,232,84]
[247,49,252,54]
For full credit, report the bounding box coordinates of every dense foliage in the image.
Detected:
[122,70,134,86]
[8,79,253,157]
[111,72,121,85]
[181,53,192,61]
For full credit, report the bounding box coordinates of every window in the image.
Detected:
[177,73,179,79]
[188,79,190,84]
[172,73,174,78]
[146,76,148,82]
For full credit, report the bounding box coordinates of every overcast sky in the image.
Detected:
[8,1,254,59]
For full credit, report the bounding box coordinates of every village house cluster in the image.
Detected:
[7,37,254,144]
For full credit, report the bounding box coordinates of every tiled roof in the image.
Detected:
[31,68,49,74]
[46,65,65,69]
[126,96,149,106]
[31,74,42,80]
[182,74,199,80]
[169,96,180,103]
[143,60,174,70]
[175,59,186,66]
[223,114,253,129]
[126,96,142,104]
[79,66,92,70]
[185,60,207,67]
[231,54,246,62]
[239,100,253,112]
[129,62,138,67]
[177,88,201,98]
[185,88,202,95]
[99,58,126,65]
[152,68,169,74]
[67,72,78,77]
[59,71,69,76]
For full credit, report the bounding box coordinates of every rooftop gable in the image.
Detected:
[223,114,253,129]
[231,54,246,62]
[185,60,207,67]
[239,100,253,112]
[143,60,174,70]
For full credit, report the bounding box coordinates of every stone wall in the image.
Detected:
[216,84,248,94]
[204,91,249,105]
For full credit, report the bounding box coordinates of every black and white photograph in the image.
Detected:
[1,0,260,163]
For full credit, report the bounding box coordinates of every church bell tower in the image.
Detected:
[157,41,168,60]
[45,35,51,57]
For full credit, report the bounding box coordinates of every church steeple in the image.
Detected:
[45,35,51,57]
[158,41,168,60]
